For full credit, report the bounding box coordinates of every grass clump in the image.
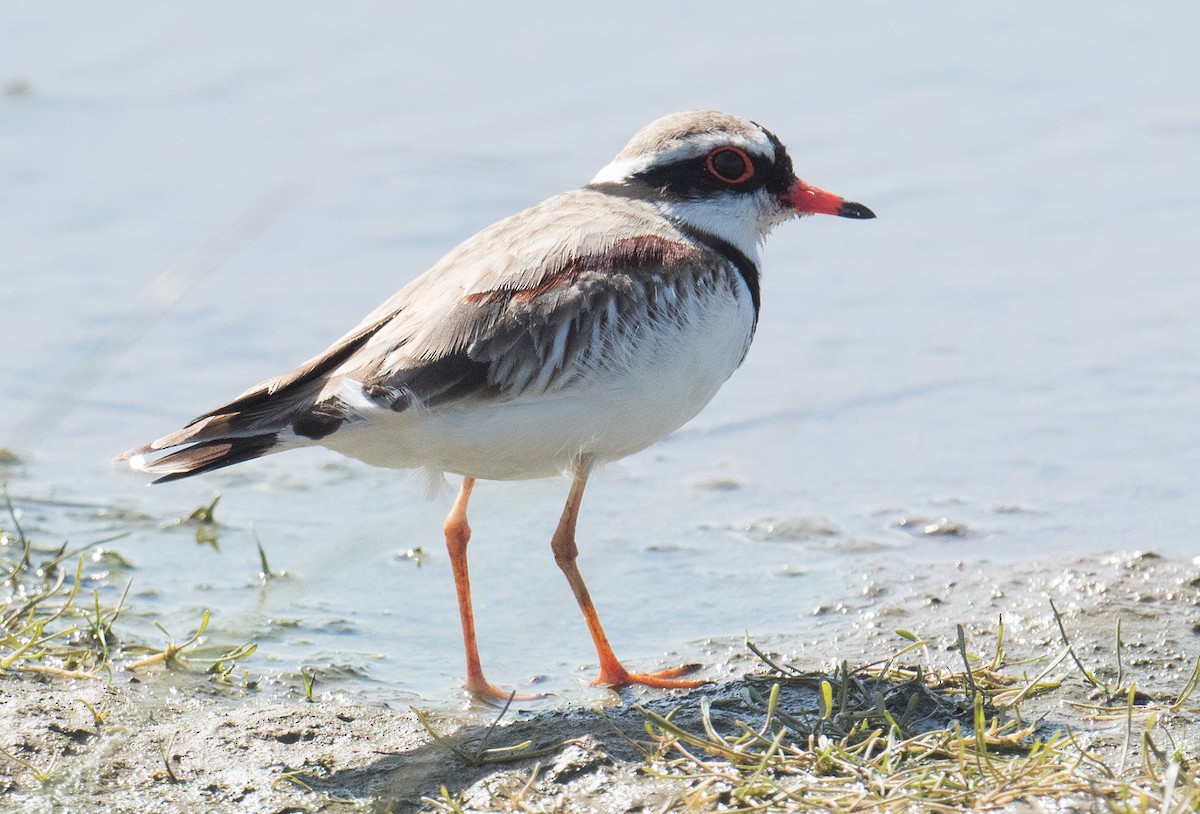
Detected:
[1,488,133,680]
[1,488,254,683]
[630,627,1200,813]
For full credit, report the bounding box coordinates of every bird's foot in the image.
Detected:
[463,675,546,707]
[592,661,708,690]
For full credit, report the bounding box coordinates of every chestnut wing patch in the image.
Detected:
[464,235,701,306]
[355,234,709,408]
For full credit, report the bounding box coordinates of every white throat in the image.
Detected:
[656,192,776,264]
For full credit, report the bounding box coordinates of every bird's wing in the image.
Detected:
[120,189,733,458]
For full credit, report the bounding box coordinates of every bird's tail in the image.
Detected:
[118,431,284,483]
[114,371,329,483]
[115,308,396,483]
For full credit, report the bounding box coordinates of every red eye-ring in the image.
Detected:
[706,146,755,184]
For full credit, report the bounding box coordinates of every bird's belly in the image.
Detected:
[323,292,755,480]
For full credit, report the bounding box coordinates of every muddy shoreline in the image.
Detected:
[3,550,1198,812]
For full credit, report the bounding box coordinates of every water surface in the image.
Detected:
[2,1,1198,701]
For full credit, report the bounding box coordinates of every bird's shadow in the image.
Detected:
[313,668,1024,812]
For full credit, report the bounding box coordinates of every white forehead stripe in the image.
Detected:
[590,157,651,185]
[591,129,775,185]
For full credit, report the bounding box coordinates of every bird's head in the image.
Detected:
[590,110,874,257]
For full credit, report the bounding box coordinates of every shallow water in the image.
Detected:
[2,1,1198,702]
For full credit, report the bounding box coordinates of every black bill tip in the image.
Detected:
[837,201,876,220]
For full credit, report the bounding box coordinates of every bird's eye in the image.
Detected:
[705,146,755,184]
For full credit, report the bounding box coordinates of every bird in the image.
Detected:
[117,110,875,702]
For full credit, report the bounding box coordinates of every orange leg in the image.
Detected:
[552,462,707,690]
[444,476,527,704]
